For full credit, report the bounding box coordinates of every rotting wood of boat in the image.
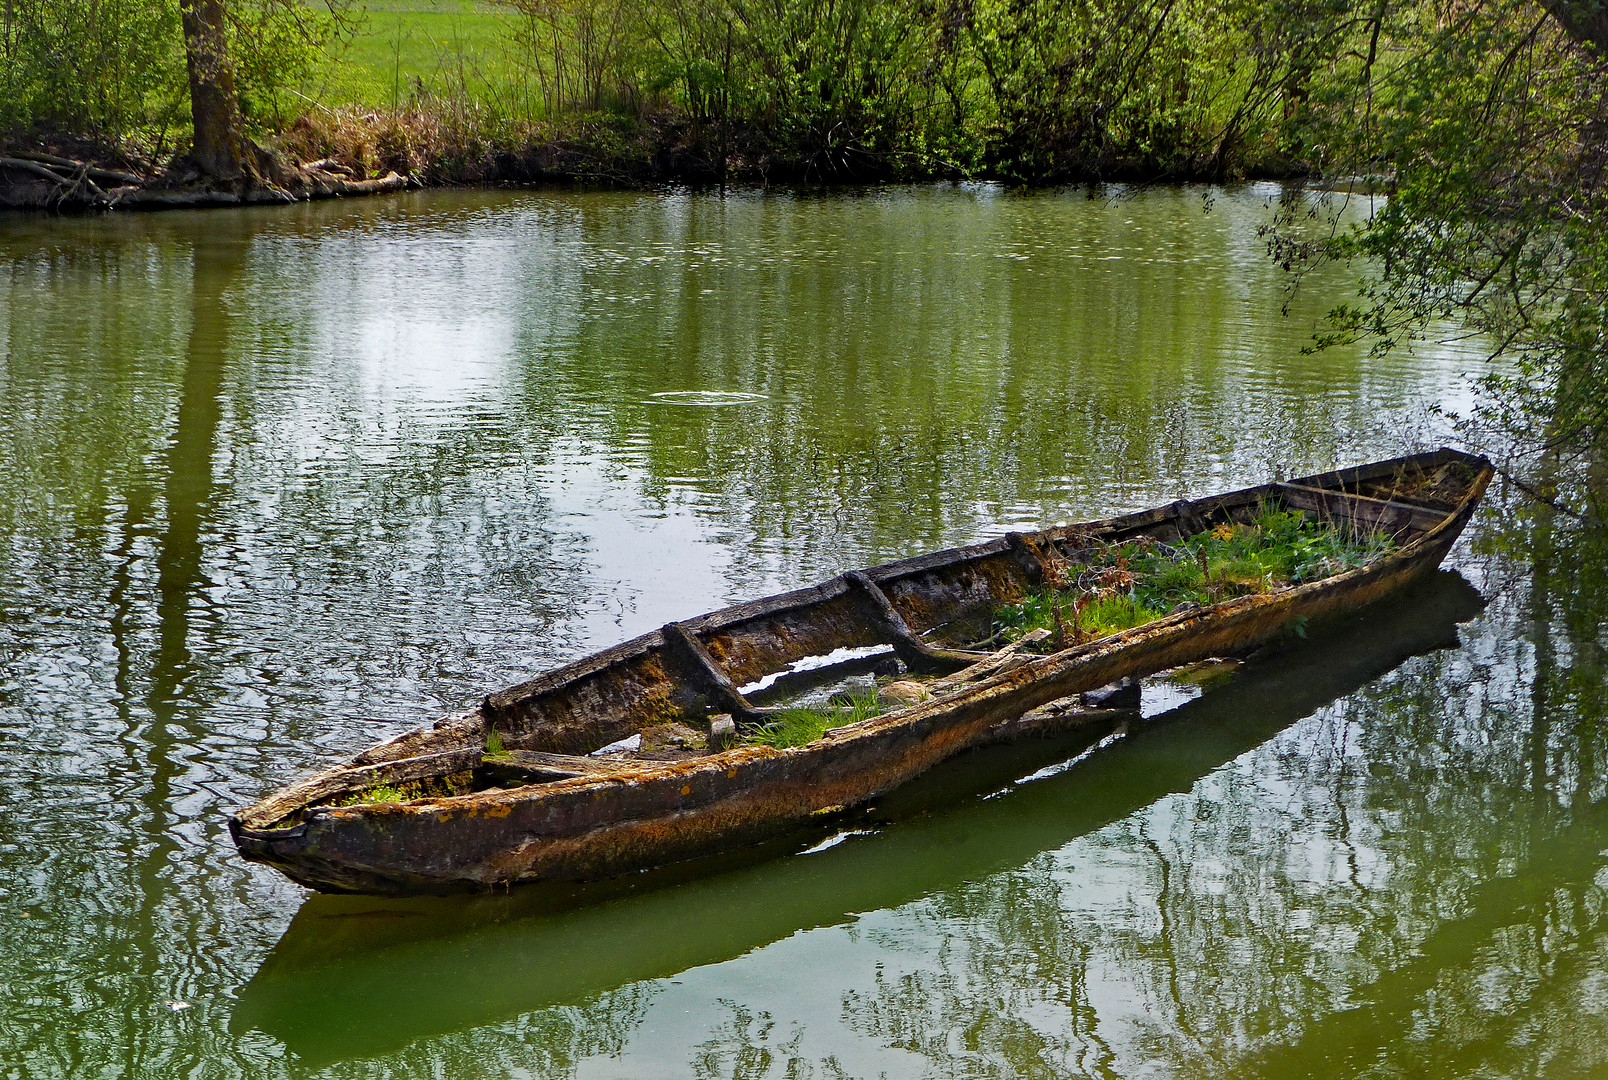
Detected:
[229,448,1493,895]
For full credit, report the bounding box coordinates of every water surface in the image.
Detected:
[2,184,1600,1079]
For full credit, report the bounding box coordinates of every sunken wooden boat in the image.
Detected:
[231,448,1493,895]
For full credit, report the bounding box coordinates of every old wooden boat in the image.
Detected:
[231,448,1493,895]
[234,569,1484,1064]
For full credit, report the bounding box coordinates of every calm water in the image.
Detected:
[1,184,1602,1078]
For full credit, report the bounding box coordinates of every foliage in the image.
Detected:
[1,0,353,141]
[1169,506,1397,585]
[995,589,1170,643]
[746,689,885,748]
[504,0,1354,178]
[270,0,1380,180]
[0,0,187,137]
[229,0,361,127]
[442,0,1426,179]
[11,0,1538,184]
[1266,0,1608,513]
[993,506,1396,649]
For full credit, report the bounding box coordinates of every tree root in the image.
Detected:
[0,148,412,213]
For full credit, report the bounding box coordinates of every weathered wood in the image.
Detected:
[843,570,983,672]
[0,157,71,185]
[929,628,1052,691]
[1170,499,1206,537]
[661,621,770,724]
[303,158,357,177]
[237,747,484,829]
[7,151,143,185]
[1,163,409,213]
[229,448,1493,896]
[1003,531,1049,583]
[1274,482,1444,535]
[314,171,409,197]
[483,749,648,780]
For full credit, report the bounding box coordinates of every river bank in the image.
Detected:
[2,106,1311,212]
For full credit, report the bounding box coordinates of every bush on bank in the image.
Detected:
[3,0,1342,183]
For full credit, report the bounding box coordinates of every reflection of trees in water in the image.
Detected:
[0,203,628,1078]
[1097,505,1608,1079]
[0,194,1596,1079]
[844,868,1118,1079]
[182,209,599,733]
[500,189,1441,592]
[1110,560,1608,1076]
[0,229,281,1074]
[303,984,658,1080]
[689,1001,823,1080]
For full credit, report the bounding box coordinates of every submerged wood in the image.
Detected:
[230,448,1493,895]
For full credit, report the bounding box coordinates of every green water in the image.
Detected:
[2,185,1601,1078]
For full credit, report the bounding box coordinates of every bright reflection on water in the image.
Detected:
[1,185,1599,1079]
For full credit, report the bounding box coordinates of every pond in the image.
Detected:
[2,184,1602,1078]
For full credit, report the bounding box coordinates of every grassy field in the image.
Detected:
[294,0,529,113]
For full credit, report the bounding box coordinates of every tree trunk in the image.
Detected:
[1541,0,1608,53]
[177,0,253,181]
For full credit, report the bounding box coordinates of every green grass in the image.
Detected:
[1144,506,1396,601]
[293,0,526,113]
[994,506,1395,651]
[745,690,886,749]
[994,589,1170,643]
[336,782,411,806]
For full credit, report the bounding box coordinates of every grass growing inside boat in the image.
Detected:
[336,782,410,806]
[330,769,477,807]
[996,590,1170,643]
[745,690,885,749]
[995,506,1395,651]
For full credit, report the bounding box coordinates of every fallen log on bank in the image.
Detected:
[0,146,411,213]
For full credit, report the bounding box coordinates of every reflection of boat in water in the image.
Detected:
[231,451,1492,895]
[231,569,1484,1065]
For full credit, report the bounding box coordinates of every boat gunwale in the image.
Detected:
[231,448,1490,839]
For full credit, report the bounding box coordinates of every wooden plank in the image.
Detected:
[1274,482,1445,535]
[486,750,650,779]
[843,570,984,672]
[661,621,771,724]
[1285,448,1461,493]
[928,628,1052,691]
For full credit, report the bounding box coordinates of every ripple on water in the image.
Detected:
[646,391,770,406]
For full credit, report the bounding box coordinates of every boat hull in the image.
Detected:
[231,450,1492,894]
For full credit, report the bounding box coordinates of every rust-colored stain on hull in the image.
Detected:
[230,450,1492,895]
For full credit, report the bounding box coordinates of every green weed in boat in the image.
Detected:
[337,783,409,807]
[745,690,886,749]
[994,506,1395,651]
